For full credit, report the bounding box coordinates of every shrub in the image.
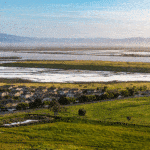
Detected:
[87,95,97,102]
[113,91,120,98]
[29,101,35,109]
[127,116,132,121]
[100,92,110,100]
[52,102,61,113]
[78,108,86,116]
[16,102,29,110]
[121,86,138,97]
[104,91,119,99]
[78,95,88,103]
[67,97,76,103]
[83,89,88,94]
[34,98,43,108]
[43,100,51,105]
[49,100,61,116]
[96,87,100,90]
[13,96,20,100]
[0,106,8,111]
[29,98,43,109]
[95,95,101,101]
[49,99,59,108]
[4,95,10,99]
[139,85,147,91]
[126,86,138,96]
[58,96,70,105]
[102,86,108,92]
[121,90,130,97]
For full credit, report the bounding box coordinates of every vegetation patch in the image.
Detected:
[0,81,150,91]
[1,60,150,73]
[0,56,21,60]
[0,78,34,83]
[0,97,150,149]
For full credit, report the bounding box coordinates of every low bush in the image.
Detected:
[78,95,87,103]
[29,98,43,109]
[4,95,10,99]
[86,95,97,102]
[13,96,20,100]
[78,108,86,116]
[58,96,70,105]
[121,86,138,97]
[43,100,51,105]
[49,100,61,115]
[121,89,130,97]
[49,99,59,108]
[16,102,29,110]
[52,102,61,113]
[139,85,147,91]
[102,86,108,92]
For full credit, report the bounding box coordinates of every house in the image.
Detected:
[0,92,9,97]
[42,97,53,102]
[14,91,23,97]
[58,88,69,95]
[66,92,75,98]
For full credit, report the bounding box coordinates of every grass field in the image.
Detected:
[0,97,150,149]
[1,59,150,149]
[0,81,150,91]
[1,60,150,73]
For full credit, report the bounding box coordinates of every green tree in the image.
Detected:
[49,100,61,116]
[16,102,29,110]
[58,96,70,105]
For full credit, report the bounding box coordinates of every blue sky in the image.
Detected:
[1,0,150,38]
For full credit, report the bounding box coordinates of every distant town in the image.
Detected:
[0,84,150,113]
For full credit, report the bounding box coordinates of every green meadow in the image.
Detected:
[0,81,150,92]
[1,60,150,73]
[0,97,150,149]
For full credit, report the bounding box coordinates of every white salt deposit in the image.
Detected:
[122,52,150,55]
[0,66,150,83]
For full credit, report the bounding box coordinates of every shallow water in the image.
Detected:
[122,52,150,55]
[3,120,38,126]
[0,50,150,63]
[1,49,150,83]
[1,66,150,83]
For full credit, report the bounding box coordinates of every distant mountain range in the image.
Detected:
[1,33,150,47]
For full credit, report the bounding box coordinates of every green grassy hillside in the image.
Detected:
[0,97,150,149]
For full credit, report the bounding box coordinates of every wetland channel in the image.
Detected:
[0,49,150,83]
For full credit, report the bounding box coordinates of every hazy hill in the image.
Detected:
[0,33,150,47]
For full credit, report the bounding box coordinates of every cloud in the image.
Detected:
[1,2,150,38]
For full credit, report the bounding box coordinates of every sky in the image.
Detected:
[1,0,150,39]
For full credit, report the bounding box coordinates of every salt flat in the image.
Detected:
[0,66,150,83]
[0,48,150,83]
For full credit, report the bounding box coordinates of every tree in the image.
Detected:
[49,99,58,108]
[34,98,43,108]
[29,101,35,109]
[102,86,108,93]
[49,100,61,116]
[29,98,43,109]
[16,102,29,110]
[78,95,87,103]
[58,96,70,105]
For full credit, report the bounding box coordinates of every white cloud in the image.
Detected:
[1,4,150,38]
